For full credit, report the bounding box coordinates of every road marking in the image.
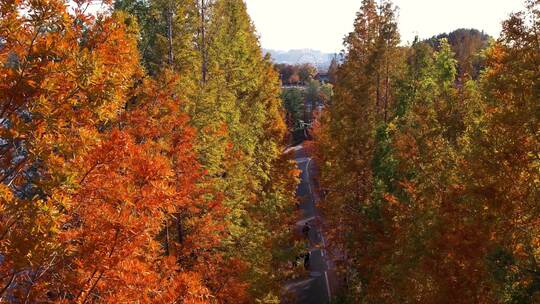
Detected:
[324,271,332,302]
[283,278,316,291]
[305,157,313,196]
[296,157,310,163]
[296,216,316,226]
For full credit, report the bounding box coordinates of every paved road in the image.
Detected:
[284,145,336,304]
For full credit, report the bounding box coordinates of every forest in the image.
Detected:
[0,0,299,302]
[0,0,538,303]
[313,0,540,303]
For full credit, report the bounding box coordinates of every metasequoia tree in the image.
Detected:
[115,0,298,301]
[314,0,540,303]
[313,1,401,294]
[1,1,140,299]
[0,0,223,302]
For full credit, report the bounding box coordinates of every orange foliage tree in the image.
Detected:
[0,0,226,302]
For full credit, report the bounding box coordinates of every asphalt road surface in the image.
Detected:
[284,145,337,304]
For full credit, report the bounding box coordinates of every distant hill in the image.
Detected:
[264,49,336,70]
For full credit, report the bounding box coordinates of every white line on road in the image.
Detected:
[305,157,313,196]
[324,271,332,302]
[296,216,317,226]
[283,278,316,291]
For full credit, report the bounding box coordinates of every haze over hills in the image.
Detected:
[264,49,336,70]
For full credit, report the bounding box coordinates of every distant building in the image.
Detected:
[314,72,330,84]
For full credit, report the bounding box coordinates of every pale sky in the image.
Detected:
[245,0,525,52]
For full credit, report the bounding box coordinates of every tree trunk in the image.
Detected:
[176,213,184,244]
[200,0,208,83]
[165,218,170,256]
[384,56,389,123]
[167,2,174,67]
[376,71,381,119]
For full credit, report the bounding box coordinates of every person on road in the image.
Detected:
[303,252,310,269]
[302,222,310,237]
